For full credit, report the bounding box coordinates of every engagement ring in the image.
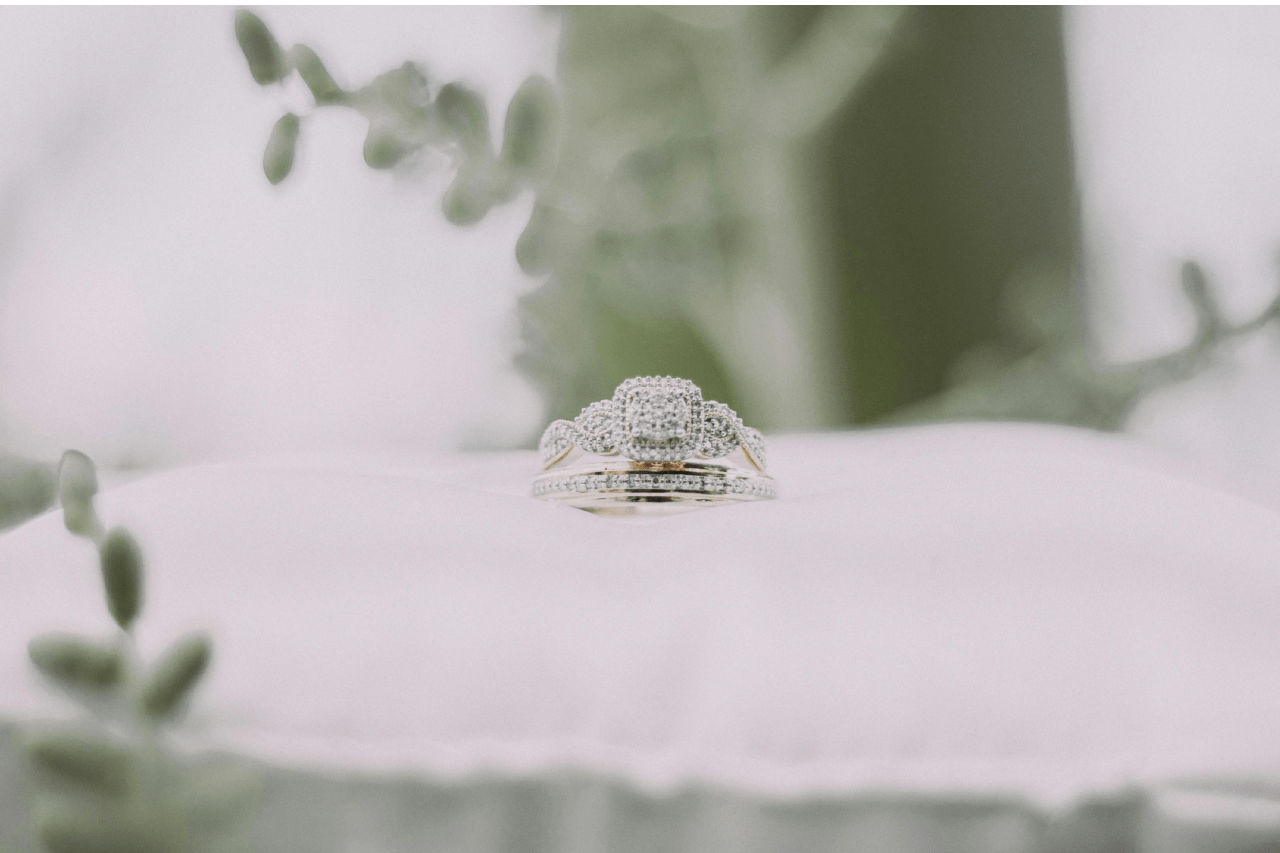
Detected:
[533,376,776,514]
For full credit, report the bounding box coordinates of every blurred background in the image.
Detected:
[2,6,1280,523]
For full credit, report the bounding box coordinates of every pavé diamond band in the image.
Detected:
[533,376,776,513]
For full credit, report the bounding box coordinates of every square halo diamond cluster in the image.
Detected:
[613,376,704,462]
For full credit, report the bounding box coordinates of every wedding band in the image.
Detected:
[533,376,776,513]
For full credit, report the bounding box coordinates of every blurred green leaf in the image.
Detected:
[36,805,168,853]
[1181,260,1221,338]
[515,203,563,275]
[99,528,143,631]
[29,634,123,691]
[442,172,493,226]
[175,759,263,832]
[0,455,55,532]
[436,82,490,157]
[234,9,289,86]
[141,633,212,720]
[263,112,300,185]
[57,450,100,540]
[501,76,559,178]
[366,61,431,117]
[292,44,345,105]
[26,730,131,795]
[362,123,407,170]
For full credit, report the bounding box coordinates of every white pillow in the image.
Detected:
[3,423,1280,833]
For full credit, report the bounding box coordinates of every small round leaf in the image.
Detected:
[58,450,100,539]
[26,730,132,795]
[99,528,143,631]
[501,76,559,178]
[263,112,300,185]
[436,82,490,157]
[234,10,289,86]
[141,633,212,720]
[362,123,407,170]
[292,45,345,105]
[29,634,123,691]
[442,173,493,226]
[367,61,430,115]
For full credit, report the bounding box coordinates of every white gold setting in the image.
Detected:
[534,377,775,514]
[538,376,767,472]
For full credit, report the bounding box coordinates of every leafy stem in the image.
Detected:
[25,451,253,853]
[235,9,560,236]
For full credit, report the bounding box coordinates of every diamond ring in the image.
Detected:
[533,376,776,514]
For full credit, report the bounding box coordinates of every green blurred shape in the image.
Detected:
[28,635,123,692]
[174,759,264,833]
[502,76,559,179]
[442,172,493,226]
[141,634,212,721]
[234,9,288,86]
[36,805,168,853]
[292,45,345,105]
[815,6,1080,423]
[98,529,144,632]
[515,203,563,276]
[26,731,131,796]
[518,284,735,420]
[367,61,431,116]
[1180,260,1221,340]
[263,113,300,185]
[0,454,54,532]
[435,82,490,158]
[56,451,99,540]
[362,123,407,170]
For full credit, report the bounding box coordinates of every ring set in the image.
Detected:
[532,377,776,514]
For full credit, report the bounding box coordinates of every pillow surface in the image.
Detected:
[3,424,1280,851]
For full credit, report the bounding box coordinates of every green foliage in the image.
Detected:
[501,77,559,179]
[291,44,345,105]
[234,9,288,85]
[239,9,1219,434]
[0,454,55,532]
[229,9,566,274]
[229,8,916,430]
[98,528,143,631]
[435,82,490,157]
[35,805,169,853]
[263,112,300,185]
[26,731,132,795]
[141,634,212,721]
[25,450,257,853]
[57,451,100,541]
[889,260,1280,428]
[1181,260,1222,342]
[362,122,407,170]
[28,635,123,692]
[441,171,492,226]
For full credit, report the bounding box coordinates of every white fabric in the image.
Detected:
[3,424,1280,810]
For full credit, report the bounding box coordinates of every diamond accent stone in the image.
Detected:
[574,400,619,455]
[698,401,742,459]
[533,469,777,500]
[613,376,703,463]
[537,376,767,472]
[538,420,576,467]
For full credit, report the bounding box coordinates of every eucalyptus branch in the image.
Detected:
[24,451,257,853]
[235,9,560,232]
[753,6,906,138]
[891,259,1280,429]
